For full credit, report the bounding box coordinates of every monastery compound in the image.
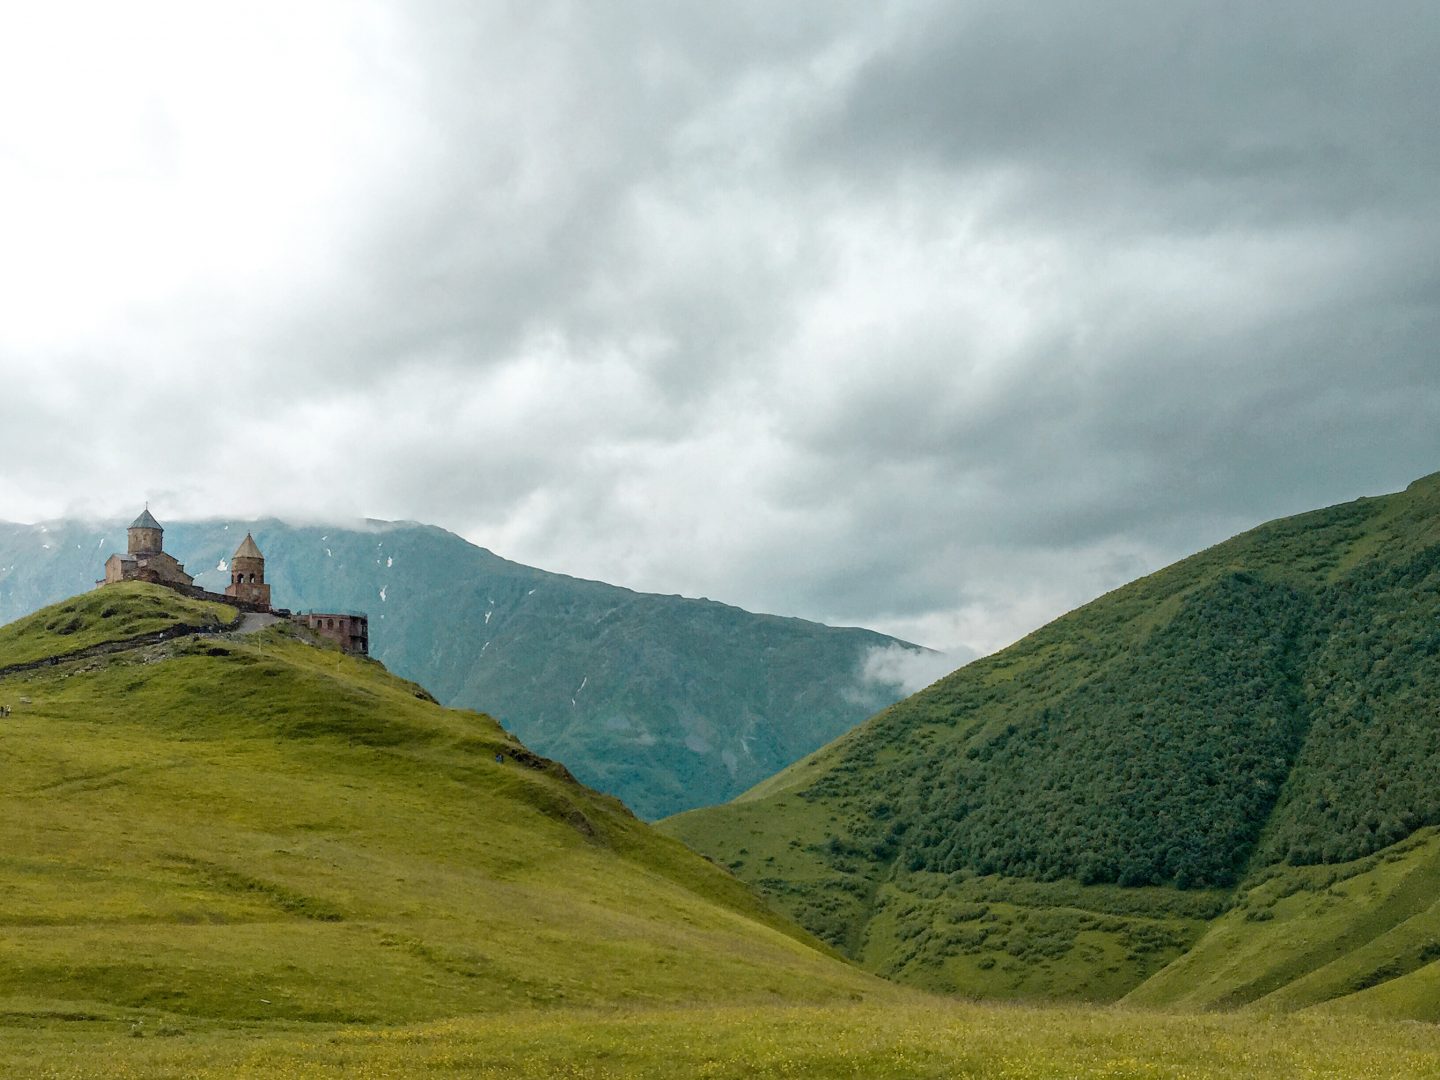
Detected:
[102,509,370,655]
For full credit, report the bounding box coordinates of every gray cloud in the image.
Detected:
[804,3,1440,221]
[0,2,1437,659]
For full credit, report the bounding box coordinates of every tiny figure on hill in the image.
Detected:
[495,753,505,764]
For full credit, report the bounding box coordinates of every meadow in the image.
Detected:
[4,1000,1440,1078]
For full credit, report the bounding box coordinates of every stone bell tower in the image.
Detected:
[225,532,272,608]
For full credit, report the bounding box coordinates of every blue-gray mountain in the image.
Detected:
[0,518,932,817]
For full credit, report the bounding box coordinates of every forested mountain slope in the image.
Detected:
[662,471,1440,1016]
[0,519,924,818]
[0,583,892,1024]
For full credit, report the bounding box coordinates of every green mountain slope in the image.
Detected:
[1127,827,1440,1015]
[0,520,926,819]
[661,471,1440,1015]
[0,583,893,1024]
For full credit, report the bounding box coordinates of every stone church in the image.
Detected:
[103,508,196,589]
[101,509,369,655]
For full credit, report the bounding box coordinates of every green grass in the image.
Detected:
[663,777,1216,1005]
[0,589,892,1027]
[860,874,1220,1003]
[4,1000,1440,1078]
[1127,827,1440,1017]
[0,582,236,668]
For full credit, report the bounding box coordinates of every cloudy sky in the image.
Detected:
[1,2,1436,658]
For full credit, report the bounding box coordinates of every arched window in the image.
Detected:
[249,573,256,584]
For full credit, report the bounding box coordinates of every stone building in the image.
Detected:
[102,509,195,589]
[101,508,370,656]
[225,532,272,608]
[292,612,370,655]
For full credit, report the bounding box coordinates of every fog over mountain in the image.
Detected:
[1,2,1437,662]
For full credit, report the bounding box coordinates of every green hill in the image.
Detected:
[0,519,927,819]
[0,586,237,668]
[661,471,1440,1016]
[0,583,892,1026]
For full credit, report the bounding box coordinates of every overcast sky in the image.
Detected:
[1,2,1437,658]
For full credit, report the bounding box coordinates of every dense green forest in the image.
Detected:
[1259,542,1440,865]
[893,572,1311,888]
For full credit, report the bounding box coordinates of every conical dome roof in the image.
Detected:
[129,508,162,531]
[232,533,264,560]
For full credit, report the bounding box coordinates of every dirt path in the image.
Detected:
[232,612,283,635]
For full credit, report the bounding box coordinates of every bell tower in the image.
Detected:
[225,532,272,608]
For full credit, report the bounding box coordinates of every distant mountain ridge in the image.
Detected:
[0,516,929,818]
[662,471,1440,1019]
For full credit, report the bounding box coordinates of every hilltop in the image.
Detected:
[0,520,928,818]
[0,582,892,1025]
[662,471,1440,1017]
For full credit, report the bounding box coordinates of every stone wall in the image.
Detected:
[225,580,272,607]
[128,527,163,555]
[173,583,275,615]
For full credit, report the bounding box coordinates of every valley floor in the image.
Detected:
[3,1000,1438,1078]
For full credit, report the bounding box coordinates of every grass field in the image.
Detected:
[3,1000,1439,1078]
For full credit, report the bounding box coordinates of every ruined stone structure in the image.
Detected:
[103,509,196,590]
[225,532,272,608]
[100,509,370,656]
[292,612,370,656]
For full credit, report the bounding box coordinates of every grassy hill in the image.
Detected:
[0,519,927,819]
[661,471,1440,1015]
[0,586,236,668]
[0,583,894,1026]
